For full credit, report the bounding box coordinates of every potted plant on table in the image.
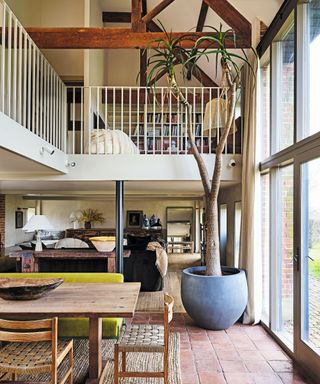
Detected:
[144,25,256,330]
[79,209,105,229]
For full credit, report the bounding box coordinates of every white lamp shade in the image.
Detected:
[22,215,54,232]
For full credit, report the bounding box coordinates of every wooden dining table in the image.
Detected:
[0,282,141,384]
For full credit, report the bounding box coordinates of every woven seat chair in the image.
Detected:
[0,317,73,384]
[114,293,174,384]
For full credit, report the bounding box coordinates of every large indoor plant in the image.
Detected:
[145,25,255,329]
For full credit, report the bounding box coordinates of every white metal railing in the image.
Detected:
[66,86,242,156]
[0,1,66,151]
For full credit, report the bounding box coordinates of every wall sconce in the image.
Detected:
[40,146,55,155]
[228,159,236,168]
[66,161,76,167]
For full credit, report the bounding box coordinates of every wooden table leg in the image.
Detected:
[88,317,102,384]
[107,256,115,272]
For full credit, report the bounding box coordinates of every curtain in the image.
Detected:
[239,57,262,324]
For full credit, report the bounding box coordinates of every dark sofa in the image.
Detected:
[123,234,163,292]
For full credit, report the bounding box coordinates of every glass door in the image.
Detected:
[295,151,320,377]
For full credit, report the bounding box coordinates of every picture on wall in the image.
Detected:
[15,210,24,229]
[127,211,143,228]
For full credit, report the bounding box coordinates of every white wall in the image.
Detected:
[218,183,242,267]
[5,196,35,246]
[6,0,85,80]
[41,198,199,231]
[84,0,107,86]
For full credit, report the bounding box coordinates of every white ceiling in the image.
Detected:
[101,0,282,28]
[0,179,239,197]
[0,148,61,175]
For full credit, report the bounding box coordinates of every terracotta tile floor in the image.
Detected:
[128,313,314,384]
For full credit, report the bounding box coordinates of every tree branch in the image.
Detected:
[168,76,211,196]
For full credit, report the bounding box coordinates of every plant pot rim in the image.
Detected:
[182,265,245,278]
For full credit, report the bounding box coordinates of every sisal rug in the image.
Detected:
[19,333,181,384]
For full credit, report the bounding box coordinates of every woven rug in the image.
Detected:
[18,333,181,384]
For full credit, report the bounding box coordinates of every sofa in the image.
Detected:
[124,234,164,292]
[0,256,16,272]
[0,272,124,339]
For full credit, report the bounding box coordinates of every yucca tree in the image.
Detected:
[145,24,255,276]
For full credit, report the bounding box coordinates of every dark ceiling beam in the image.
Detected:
[102,12,131,23]
[187,1,208,80]
[131,0,145,32]
[196,1,209,32]
[142,0,147,15]
[140,0,148,86]
[141,0,176,24]
[203,0,251,42]
[25,28,250,49]
[257,0,296,58]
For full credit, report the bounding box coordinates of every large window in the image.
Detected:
[260,56,270,159]
[279,164,294,344]
[298,0,320,139]
[261,173,270,323]
[272,19,295,153]
[301,157,320,352]
[259,2,320,376]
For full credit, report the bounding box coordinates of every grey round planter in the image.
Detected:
[181,266,248,330]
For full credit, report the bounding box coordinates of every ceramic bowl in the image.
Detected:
[0,278,64,300]
[89,236,116,252]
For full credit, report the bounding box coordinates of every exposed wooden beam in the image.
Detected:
[203,0,251,42]
[257,0,296,57]
[141,0,176,24]
[196,1,209,32]
[131,0,145,32]
[102,12,131,23]
[187,1,208,80]
[140,0,148,86]
[25,28,250,49]
[142,0,148,16]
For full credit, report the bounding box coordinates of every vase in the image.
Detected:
[181,266,248,330]
[84,221,91,229]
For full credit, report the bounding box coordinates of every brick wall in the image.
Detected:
[0,194,5,247]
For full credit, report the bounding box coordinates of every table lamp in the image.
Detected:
[22,215,54,251]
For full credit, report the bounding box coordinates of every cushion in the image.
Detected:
[127,235,151,249]
[58,317,122,338]
[0,272,123,284]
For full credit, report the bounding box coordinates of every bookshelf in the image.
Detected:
[130,110,208,154]
[66,87,241,155]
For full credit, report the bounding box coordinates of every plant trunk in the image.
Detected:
[205,154,222,276]
[167,74,236,277]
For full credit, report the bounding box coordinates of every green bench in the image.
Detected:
[0,272,124,339]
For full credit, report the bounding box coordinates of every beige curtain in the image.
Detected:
[239,57,262,324]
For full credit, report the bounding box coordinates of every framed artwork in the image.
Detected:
[15,210,24,229]
[127,211,143,228]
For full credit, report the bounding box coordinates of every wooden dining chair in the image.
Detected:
[114,293,174,384]
[0,317,73,384]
